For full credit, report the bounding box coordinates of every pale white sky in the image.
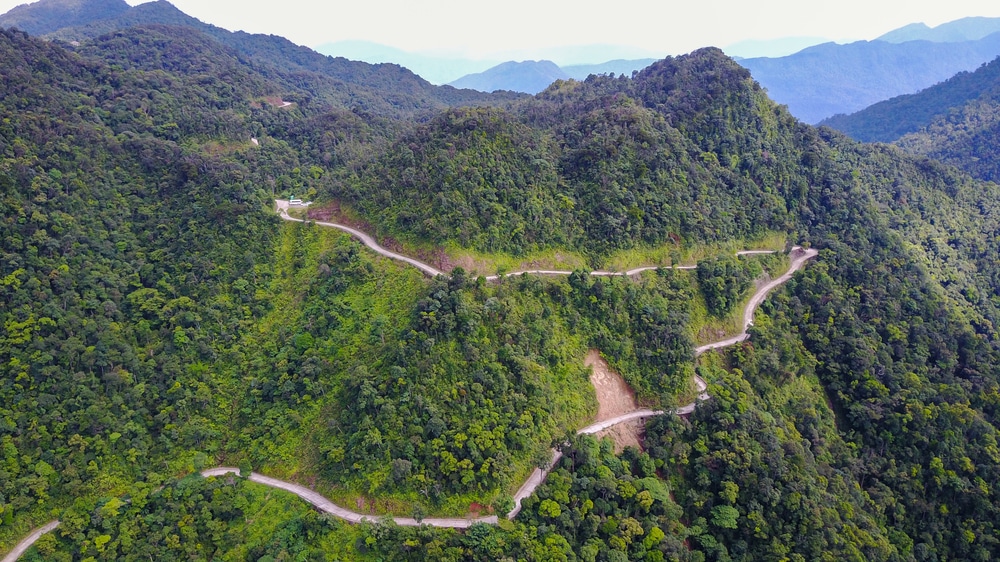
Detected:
[4,0,1000,58]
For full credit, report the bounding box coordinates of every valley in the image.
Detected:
[3,1,1000,560]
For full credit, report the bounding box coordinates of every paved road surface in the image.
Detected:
[2,208,818,557]
[1,521,59,562]
[695,247,818,356]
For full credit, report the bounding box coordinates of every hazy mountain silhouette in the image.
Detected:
[877,17,1000,43]
[740,33,1000,123]
[0,0,128,35]
[449,60,570,94]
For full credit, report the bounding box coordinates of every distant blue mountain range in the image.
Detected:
[739,32,1000,123]
[380,17,1000,123]
[877,16,1000,43]
[446,59,661,94]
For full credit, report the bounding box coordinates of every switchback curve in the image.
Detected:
[2,208,819,557]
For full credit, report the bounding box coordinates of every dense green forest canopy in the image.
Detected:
[37,0,524,118]
[336,55,796,257]
[5,6,1000,559]
[822,55,1000,183]
[0,0,129,36]
[821,56,1000,142]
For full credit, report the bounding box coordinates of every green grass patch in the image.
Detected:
[277,201,787,278]
[441,231,788,277]
[600,231,788,272]
[688,252,791,346]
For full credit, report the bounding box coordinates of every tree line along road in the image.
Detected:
[1,204,818,558]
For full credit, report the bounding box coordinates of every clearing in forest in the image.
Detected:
[586,350,644,451]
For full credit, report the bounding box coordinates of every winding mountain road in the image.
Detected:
[1,521,59,562]
[694,246,818,355]
[274,200,792,279]
[276,200,445,277]
[2,205,818,557]
[199,468,499,528]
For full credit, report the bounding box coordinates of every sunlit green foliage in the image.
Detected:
[7,15,1000,561]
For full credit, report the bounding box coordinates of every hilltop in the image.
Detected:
[449,60,570,94]
[5,2,1000,560]
[446,59,660,94]
[0,0,128,35]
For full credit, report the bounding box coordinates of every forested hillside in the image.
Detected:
[337,55,795,258]
[5,5,1000,561]
[737,34,1000,123]
[1,0,522,118]
[821,56,1000,183]
[0,0,128,35]
[0,22,284,546]
[0,23,702,552]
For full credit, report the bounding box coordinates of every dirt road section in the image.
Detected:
[595,419,645,452]
[1,521,59,562]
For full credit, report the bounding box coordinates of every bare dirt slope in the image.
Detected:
[586,350,644,451]
[586,350,638,420]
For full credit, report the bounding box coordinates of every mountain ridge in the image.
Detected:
[877,16,1000,43]
[446,58,659,94]
[7,0,523,117]
[6,2,1000,560]
[821,55,1000,182]
[448,59,570,94]
[739,32,1000,122]
[820,55,1000,142]
[0,0,128,35]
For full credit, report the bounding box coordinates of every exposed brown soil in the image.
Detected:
[586,350,644,451]
[468,501,492,516]
[448,254,482,275]
[595,419,645,452]
[306,201,369,228]
[586,350,638,421]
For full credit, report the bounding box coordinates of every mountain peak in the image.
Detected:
[449,59,570,94]
[0,0,129,35]
[877,16,1000,43]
